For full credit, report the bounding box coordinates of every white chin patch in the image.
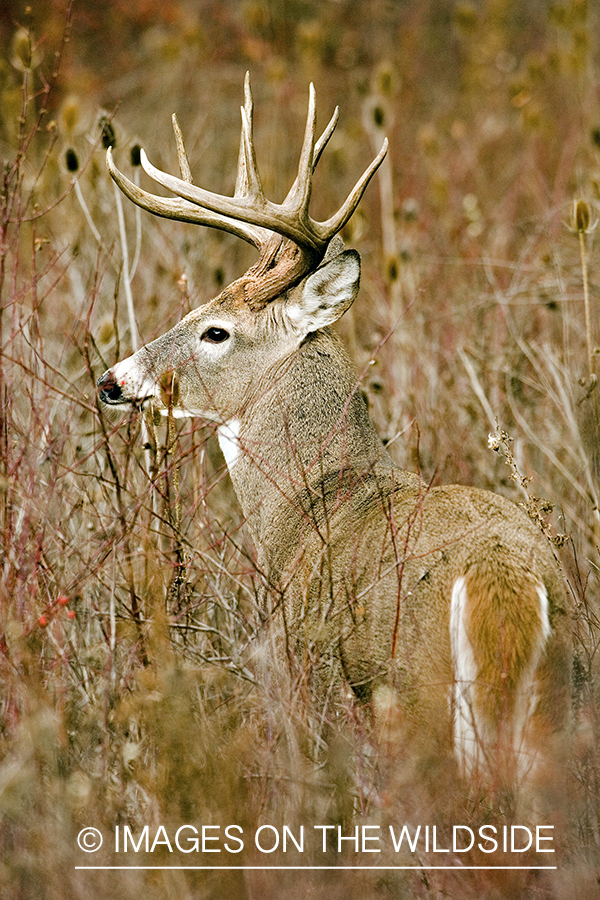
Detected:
[217,419,241,471]
[158,406,195,419]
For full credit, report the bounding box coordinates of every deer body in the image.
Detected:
[98,77,571,798]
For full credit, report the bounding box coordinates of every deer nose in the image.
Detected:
[97,369,124,404]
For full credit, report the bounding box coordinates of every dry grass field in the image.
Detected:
[1,1,599,897]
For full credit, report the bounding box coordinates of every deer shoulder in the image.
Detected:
[98,75,571,808]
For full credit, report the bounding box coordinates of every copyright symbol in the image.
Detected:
[77,827,103,852]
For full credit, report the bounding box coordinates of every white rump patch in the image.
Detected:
[449,576,553,784]
[217,419,242,471]
[450,576,479,777]
[538,584,551,641]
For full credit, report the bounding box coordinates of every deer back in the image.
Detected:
[97,76,571,804]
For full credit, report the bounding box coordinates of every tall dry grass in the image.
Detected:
[0,1,599,897]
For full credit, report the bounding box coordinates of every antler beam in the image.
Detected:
[107,73,387,303]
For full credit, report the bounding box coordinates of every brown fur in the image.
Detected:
[99,243,572,809]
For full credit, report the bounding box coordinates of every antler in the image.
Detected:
[107,73,388,308]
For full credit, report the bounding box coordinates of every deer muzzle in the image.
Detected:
[97,369,126,405]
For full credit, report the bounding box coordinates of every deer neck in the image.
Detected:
[218,328,393,559]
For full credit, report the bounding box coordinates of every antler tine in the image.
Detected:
[240,103,265,203]
[106,147,267,248]
[281,101,338,209]
[171,114,193,184]
[138,148,321,249]
[313,106,339,170]
[234,72,253,198]
[291,82,317,211]
[108,77,388,271]
[316,137,388,242]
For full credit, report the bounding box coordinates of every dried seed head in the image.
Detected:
[488,432,501,451]
[12,27,32,69]
[374,62,398,98]
[455,2,478,31]
[130,144,142,167]
[61,98,81,132]
[11,26,42,71]
[567,197,597,234]
[575,198,590,232]
[65,148,79,173]
[401,198,419,221]
[372,105,386,129]
[98,317,115,344]
[386,255,399,282]
[99,115,116,150]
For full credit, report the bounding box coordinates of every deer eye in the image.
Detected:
[202,326,230,343]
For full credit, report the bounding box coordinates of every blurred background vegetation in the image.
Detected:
[1,0,600,897]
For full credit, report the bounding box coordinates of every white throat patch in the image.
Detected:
[217,420,242,471]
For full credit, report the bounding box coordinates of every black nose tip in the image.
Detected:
[97,370,123,404]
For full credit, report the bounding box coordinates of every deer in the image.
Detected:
[97,75,571,809]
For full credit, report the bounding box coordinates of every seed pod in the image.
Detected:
[62,98,81,132]
[575,198,591,233]
[12,28,31,69]
[372,104,386,128]
[65,148,79,173]
[99,115,116,150]
[131,144,142,167]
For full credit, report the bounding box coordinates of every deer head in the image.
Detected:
[96,77,572,808]
[97,74,386,424]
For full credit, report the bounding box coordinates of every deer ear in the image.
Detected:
[286,249,361,335]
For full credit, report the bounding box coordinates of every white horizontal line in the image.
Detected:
[75,865,557,871]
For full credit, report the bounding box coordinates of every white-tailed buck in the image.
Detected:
[98,75,571,803]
